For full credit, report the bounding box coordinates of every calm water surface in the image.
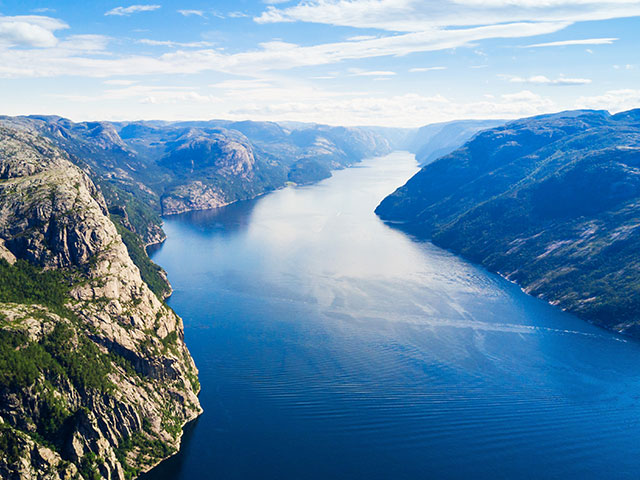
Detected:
[145,152,640,480]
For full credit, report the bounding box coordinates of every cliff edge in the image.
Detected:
[0,127,202,479]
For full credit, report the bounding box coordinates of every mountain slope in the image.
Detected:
[0,127,201,479]
[376,109,640,336]
[407,119,505,166]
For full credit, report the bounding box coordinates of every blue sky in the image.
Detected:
[0,0,638,126]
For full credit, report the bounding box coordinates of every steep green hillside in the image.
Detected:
[377,109,640,336]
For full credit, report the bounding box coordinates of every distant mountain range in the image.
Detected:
[0,115,496,243]
[0,113,501,304]
[0,116,393,240]
[376,109,640,337]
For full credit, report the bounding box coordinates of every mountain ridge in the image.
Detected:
[376,108,640,337]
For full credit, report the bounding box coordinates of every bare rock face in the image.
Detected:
[161,181,229,215]
[159,134,260,215]
[160,132,256,177]
[0,131,112,268]
[0,238,15,264]
[0,127,202,479]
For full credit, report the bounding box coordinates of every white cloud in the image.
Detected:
[501,74,592,85]
[58,35,111,52]
[53,85,221,105]
[523,37,618,47]
[178,9,205,17]
[2,0,636,126]
[0,15,67,48]
[409,66,446,72]
[228,21,568,71]
[209,79,276,90]
[254,0,640,32]
[105,5,161,16]
[225,89,556,126]
[501,90,547,102]
[138,39,215,48]
[0,20,569,79]
[576,89,640,112]
[347,35,378,41]
[349,69,396,76]
[104,79,137,85]
[205,75,558,126]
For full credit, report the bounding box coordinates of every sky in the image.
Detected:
[0,0,638,127]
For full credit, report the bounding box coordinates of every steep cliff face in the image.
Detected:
[376,109,640,336]
[0,115,165,247]
[0,127,201,479]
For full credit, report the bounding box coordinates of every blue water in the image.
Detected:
[145,152,640,480]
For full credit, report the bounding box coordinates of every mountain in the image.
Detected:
[376,109,640,336]
[0,115,167,249]
[407,119,506,166]
[0,127,201,479]
[0,115,395,232]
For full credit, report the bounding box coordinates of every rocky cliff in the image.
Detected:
[158,129,261,215]
[0,127,202,479]
[377,109,640,337]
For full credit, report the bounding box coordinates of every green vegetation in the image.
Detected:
[115,426,175,480]
[0,329,60,389]
[43,323,114,392]
[160,330,178,354]
[161,404,183,440]
[99,181,164,244]
[111,215,171,299]
[35,387,74,448]
[186,370,200,394]
[0,124,201,478]
[287,159,331,185]
[0,259,74,318]
[0,322,114,393]
[78,452,102,480]
[0,423,22,466]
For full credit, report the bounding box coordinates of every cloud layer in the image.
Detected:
[0,2,638,126]
[105,4,161,16]
[255,0,640,31]
[0,15,67,47]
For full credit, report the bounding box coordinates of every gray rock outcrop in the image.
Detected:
[0,127,202,479]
